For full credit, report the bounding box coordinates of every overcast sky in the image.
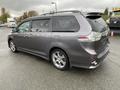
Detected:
[0,0,120,17]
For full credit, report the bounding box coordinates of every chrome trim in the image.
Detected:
[91,61,98,65]
[89,65,98,69]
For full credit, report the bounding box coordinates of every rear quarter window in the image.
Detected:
[52,16,80,32]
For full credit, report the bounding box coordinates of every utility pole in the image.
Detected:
[51,2,57,12]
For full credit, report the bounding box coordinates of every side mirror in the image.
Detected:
[12,28,17,33]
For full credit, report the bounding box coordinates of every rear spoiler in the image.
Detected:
[83,12,103,19]
[87,12,103,16]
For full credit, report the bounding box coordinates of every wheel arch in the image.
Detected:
[49,47,70,63]
[8,38,13,47]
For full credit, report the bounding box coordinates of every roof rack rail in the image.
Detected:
[41,10,80,16]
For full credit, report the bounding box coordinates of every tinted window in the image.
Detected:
[18,21,30,33]
[52,16,80,32]
[31,19,50,32]
[87,17,108,32]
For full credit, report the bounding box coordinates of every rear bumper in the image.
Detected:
[70,47,109,69]
[89,50,109,69]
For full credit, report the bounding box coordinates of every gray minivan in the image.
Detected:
[8,11,110,70]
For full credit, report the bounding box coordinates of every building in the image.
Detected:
[0,8,6,16]
[1,8,5,15]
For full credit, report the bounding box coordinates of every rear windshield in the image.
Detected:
[87,17,107,32]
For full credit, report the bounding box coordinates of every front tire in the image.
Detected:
[50,49,69,70]
[9,40,17,52]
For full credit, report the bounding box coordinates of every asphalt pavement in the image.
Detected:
[0,27,120,90]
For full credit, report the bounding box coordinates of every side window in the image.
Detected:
[18,21,30,33]
[52,16,80,32]
[31,19,50,32]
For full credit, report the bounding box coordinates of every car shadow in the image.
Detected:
[8,49,110,78]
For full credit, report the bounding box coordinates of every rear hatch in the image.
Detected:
[81,13,109,55]
[85,12,110,55]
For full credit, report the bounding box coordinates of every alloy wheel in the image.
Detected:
[9,41,16,52]
[51,49,69,70]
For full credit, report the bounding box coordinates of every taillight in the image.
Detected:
[78,31,102,42]
[79,36,89,41]
[78,31,103,55]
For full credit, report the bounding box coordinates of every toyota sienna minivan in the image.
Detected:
[8,10,110,70]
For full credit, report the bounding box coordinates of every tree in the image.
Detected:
[28,10,39,17]
[0,8,10,23]
[104,8,109,15]
[16,10,39,23]
[0,12,10,23]
[102,8,109,21]
[109,12,113,18]
[22,12,28,19]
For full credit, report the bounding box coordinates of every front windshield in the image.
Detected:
[114,12,120,15]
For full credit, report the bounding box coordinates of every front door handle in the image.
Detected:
[54,35,60,38]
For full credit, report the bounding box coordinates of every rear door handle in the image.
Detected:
[24,35,28,37]
[28,34,33,37]
[24,34,32,37]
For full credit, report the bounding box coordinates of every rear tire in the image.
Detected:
[50,49,69,71]
[9,40,17,53]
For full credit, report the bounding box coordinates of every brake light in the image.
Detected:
[79,36,89,41]
[79,36,88,39]
[78,31,102,42]
[79,36,97,55]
